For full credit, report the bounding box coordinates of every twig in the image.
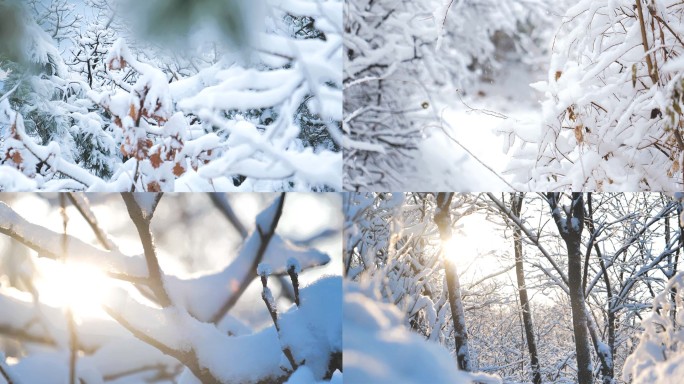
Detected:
[66,192,115,251]
[636,0,658,84]
[102,363,183,382]
[121,193,172,307]
[0,358,16,384]
[287,260,301,307]
[438,0,456,28]
[648,6,684,48]
[67,307,78,384]
[209,194,248,239]
[259,269,298,371]
[0,78,23,104]
[103,307,220,384]
[435,107,518,191]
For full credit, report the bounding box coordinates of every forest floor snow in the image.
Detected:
[409,62,544,191]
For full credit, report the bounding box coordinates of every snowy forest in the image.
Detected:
[0,0,341,191]
[344,192,684,383]
[344,0,684,191]
[0,193,342,383]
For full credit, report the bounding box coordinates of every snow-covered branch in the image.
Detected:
[0,194,339,383]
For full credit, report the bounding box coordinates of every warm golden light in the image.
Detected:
[440,225,504,277]
[442,237,459,262]
[35,261,112,320]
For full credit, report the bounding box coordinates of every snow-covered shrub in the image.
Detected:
[0,0,341,191]
[623,271,684,383]
[502,0,684,191]
[343,192,404,278]
[0,193,341,383]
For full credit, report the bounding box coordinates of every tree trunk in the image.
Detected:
[546,193,593,384]
[511,193,542,384]
[587,193,615,383]
[434,193,472,371]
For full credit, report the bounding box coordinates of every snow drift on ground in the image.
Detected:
[344,281,501,384]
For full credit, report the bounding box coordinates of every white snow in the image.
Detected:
[257,263,272,277]
[0,202,148,278]
[570,217,581,232]
[407,63,543,191]
[280,276,342,380]
[131,193,160,219]
[344,282,500,384]
[623,271,684,383]
[0,0,341,192]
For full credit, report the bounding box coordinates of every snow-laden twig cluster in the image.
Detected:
[501,0,684,191]
[623,270,684,383]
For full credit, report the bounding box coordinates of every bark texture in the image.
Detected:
[511,193,542,384]
[434,192,472,371]
[546,193,593,384]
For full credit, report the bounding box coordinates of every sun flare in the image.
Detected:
[440,228,501,276]
[441,237,459,262]
[35,261,112,320]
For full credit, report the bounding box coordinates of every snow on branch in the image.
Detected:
[0,202,147,279]
[163,194,332,323]
[0,287,177,379]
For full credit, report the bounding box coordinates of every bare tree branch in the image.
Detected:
[210,193,248,239]
[66,193,116,250]
[121,193,172,308]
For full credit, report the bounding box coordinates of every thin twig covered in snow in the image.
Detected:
[0,202,148,280]
[259,268,298,371]
[209,194,286,324]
